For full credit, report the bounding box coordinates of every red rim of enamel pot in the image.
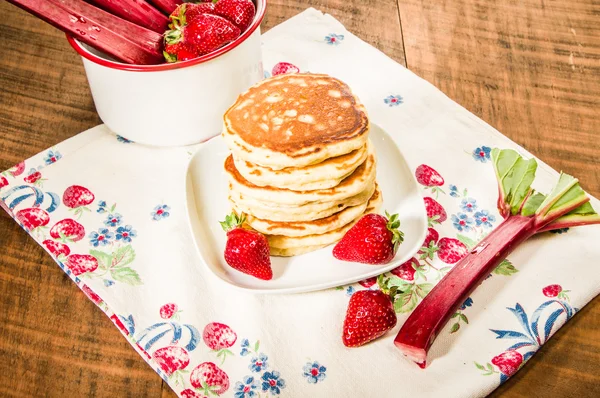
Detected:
[66,0,267,72]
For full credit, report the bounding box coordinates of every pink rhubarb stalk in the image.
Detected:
[394,148,600,367]
[86,0,169,33]
[7,0,163,65]
[147,0,182,15]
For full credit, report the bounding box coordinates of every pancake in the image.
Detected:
[245,185,380,237]
[234,140,370,191]
[225,143,376,206]
[229,182,376,222]
[270,244,329,257]
[222,73,369,169]
[267,187,383,255]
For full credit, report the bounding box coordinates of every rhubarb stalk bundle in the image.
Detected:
[86,0,169,33]
[394,148,600,367]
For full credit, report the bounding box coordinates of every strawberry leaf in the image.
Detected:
[90,249,112,271]
[254,340,260,352]
[456,234,477,250]
[474,362,486,371]
[112,245,135,268]
[450,323,460,333]
[459,314,469,324]
[394,291,418,313]
[111,267,143,285]
[415,283,434,299]
[493,259,518,276]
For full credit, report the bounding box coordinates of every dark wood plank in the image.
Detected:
[397,0,600,396]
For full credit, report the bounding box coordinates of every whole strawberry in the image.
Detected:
[333,212,404,264]
[415,164,445,197]
[214,0,256,32]
[190,362,230,395]
[342,280,399,347]
[491,350,523,377]
[163,4,240,62]
[220,213,272,280]
[272,61,300,76]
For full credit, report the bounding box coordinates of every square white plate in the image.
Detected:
[185,124,427,294]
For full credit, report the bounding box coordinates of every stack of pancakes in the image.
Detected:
[222,73,381,256]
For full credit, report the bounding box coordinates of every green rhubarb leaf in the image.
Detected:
[492,148,521,207]
[535,173,584,220]
[491,149,538,216]
[456,233,477,250]
[567,201,597,215]
[521,191,546,217]
[540,201,600,231]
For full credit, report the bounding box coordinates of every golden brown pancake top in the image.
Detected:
[224,74,369,154]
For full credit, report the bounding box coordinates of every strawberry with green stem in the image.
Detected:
[333,211,404,265]
[423,197,447,227]
[16,207,50,233]
[189,362,230,396]
[342,275,405,347]
[65,254,99,276]
[415,165,445,198]
[50,218,86,242]
[163,4,240,62]
[160,303,182,321]
[43,239,70,262]
[220,212,272,280]
[543,284,570,301]
[63,185,95,219]
[153,346,191,386]
[203,322,237,364]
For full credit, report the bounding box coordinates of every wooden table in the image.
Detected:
[1,1,598,396]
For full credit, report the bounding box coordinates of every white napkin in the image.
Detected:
[1,8,599,398]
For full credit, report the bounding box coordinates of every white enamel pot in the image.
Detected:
[67,0,266,147]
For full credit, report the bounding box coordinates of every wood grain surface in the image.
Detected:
[0,0,598,397]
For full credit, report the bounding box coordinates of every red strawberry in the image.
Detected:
[437,237,468,264]
[16,208,50,230]
[110,314,130,336]
[164,5,241,62]
[390,257,419,281]
[358,277,377,288]
[160,303,180,319]
[272,62,300,76]
[65,254,98,276]
[178,2,216,23]
[50,219,85,241]
[81,284,103,305]
[181,389,207,398]
[214,0,255,32]
[333,212,404,265]
[220,213,272,280]
[543,284,562,298]
[419,227,439,252]
[491,350,523,376]
[0,176,8,188]
[153,346,190,376]
[63,185,95,208]
[24,171,42,184]
[423,197,447,226]
[190,362,230,395]
[415,165,444,187]
[42,239,71,257]
[342,289,397,347]
[8,161,25,177]
[203,322,237,350]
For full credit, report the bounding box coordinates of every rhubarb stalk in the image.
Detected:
[394,148,600,366]
[7,0,163,65]
[148,0,182,15]
[86,0,169,33]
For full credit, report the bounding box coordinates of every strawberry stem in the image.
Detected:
[219,212,246,232]
[384,211,404,253]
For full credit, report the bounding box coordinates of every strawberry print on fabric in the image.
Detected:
[475,287,578,384]
[203,322,238,364]
[44,148,62,165]
[272,62,300,76]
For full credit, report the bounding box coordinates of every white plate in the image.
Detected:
[185,124,427,294]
